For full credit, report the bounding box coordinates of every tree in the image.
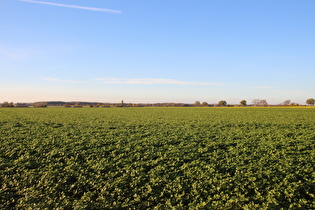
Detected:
[1,102,9,107]
[194,101,201,106]
[240,100,247,106]
[260,100,268,106]
[252,99,267,106]
[218,100,227,106]
[306,98,315,106]
[282,100,291,106]
[1,102,14,107]
[202,102,208,107]
[252,99,260,106]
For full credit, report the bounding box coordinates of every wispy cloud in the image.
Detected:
[95,78,222,86]
[255,86,274,89]
[43,78,86,84]
[19,0,122,14]
[43,77,222,86]
[0,47,34,60]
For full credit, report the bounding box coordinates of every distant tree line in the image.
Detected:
[1,98,315,108]
[0,102,14,107]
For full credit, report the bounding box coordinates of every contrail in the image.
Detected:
[19,0,122,14]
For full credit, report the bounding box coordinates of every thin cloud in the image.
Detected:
[95,78,222,86]
[43,77,222,86]
[43,78,86,84]
[255,86,274,89]
[19,0,122,14]
[0,47,33,60]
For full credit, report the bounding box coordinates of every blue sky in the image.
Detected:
[1,0,314,104]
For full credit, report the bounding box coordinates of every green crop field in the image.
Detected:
[1,107,315,209]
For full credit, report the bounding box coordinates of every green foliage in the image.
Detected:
[218,100,227,106]
[202,102,208,106]
[306,98,315,105]
[194,101,201,106]
[240,100,247,106]
[1,107,315,209]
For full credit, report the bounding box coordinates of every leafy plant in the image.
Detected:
[1,107,315,209]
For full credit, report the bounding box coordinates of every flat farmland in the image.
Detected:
[1,107,315,209]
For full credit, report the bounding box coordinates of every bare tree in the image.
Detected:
[260,100,268,106]
[282,100,291,106]
[252,99,267,106]
[252,99,260,106]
